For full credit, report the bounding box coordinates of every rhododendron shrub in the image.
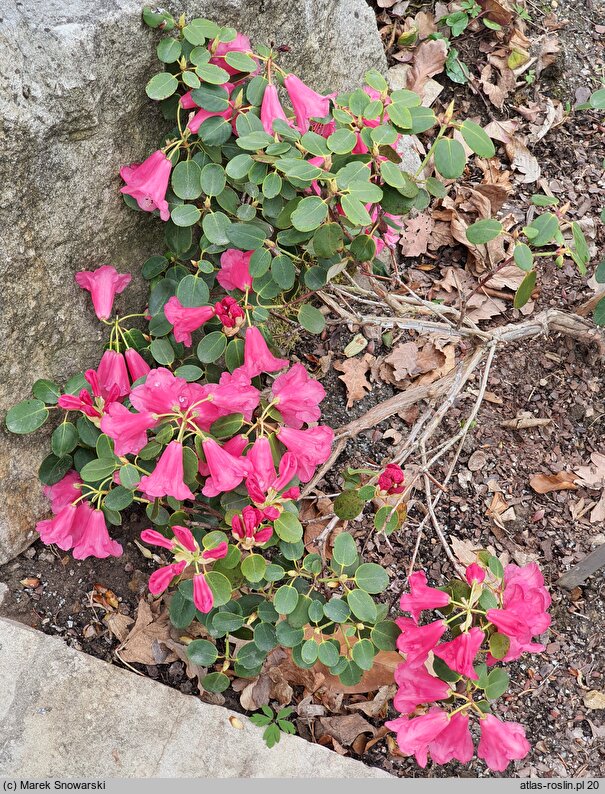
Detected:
[387,554,551,771]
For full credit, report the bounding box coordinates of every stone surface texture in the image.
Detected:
[0,0,386,563]
[0,618,391,778]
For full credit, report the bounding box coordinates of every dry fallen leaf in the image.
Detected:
[334,353,374,408]
[20,577,40,588]
[529,471,578,494]
[501,412,552,430]
[346,685,397,718]
[104,612,134,643]
[583,690,605,710]
[574,452,605,489]
[118,599,178,665]
[406,39,448,95]
[317,714,376,747]
[399,213,435,257]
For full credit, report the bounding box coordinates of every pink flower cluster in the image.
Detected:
[377,463,405,495]
[386,560,550,771]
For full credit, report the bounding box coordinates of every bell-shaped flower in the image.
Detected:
[75,266,131,321]
[210,33,254,75]
[130,368,191,415]
[164,297,215,347]
[193,573,214,612]
[217,249,254,293]
[201,438,250,497]
[198,434,248,477]
[37,504,80,550]
[277,425,334,482]
[477,714,530,772]
[385,709,449,768]
[232,506,273,545]
[400,571,451,625]
[141,528,175,551]
[200,541,229,562]
[433,627,485,680]
[396,617,446,668]
[241,326,288,378]
[428,713,474,766]
[284,74,334,133]
[172,525,198,553]
[58,388,101,419]
[138,441,195,502]
[96,350,130,399]
[43,470,81,513]
[120,149,172,221]
[465,562,486,585]
[149,560,187,596]
[125,348,151,382]
[486,608,533,645]
[272,363,325,428]
[101,402,157,457]
[260,84,291,134]
[393,662,450,715]
[213,369,260,421]
[72,508,123,560]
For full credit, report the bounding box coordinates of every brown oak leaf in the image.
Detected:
[334,353,375,408]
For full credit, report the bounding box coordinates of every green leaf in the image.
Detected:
[513,243,534,272]
[347,589,378,623]
[354,563,389,594]
[275,620,304,647]
[143,7,175,30]
[371,620,399,651]
[350,234,377,262]
[213,611,245,632]
[187,639,218,666]
[171,204,201,227]
[6,399,48,434]
[176,274,209,308]
[434,138,467,179]
[51,422,78,457]
[156,37,181,64]
[590,88,605,109]
[146,72,179,100]
[327,129,357,154]
[300,638,319,664]
[313,224,344,259]
[333,491,364,520]
[524,212,558,246]
[171,161,202,200]
[200,163,226,197]
[460,119,495,158]
[531,194,559,207]
[297,304,325,334]
[169,591,196,629]
[263,723,281,748]
[488,555,505,579]
[271,256,296,290]
[224,51,257,72]
[80,458,118,483]
[262,172,282,199]
[425,177,447,198]
[38,453,73,486]
[291,196,328,232]
[341,194,373,227]
[572,221,590,271]
[209,413,244,440]
[104,486,133,512]
[274,586,299,616]
[183,18,219,45]
[197,332,227,363]
[479,589,499,610]
[150,338,175,366]
[387,102,413,129]
[202,211,231,245]
[254,622,278,652]
[593,296,605,326]
[118,464,140,490]
[32,379,61,405]
[596,261,605,285]
[241,553,266,583]
[225,338,244,371]
[332,533,358,567]
[236,131,275,151]
[433,655,461,683]
[514,270,536,309]
[77,416,101,447]
[323,598,351,623]
[466,219,503,245]
[485,667,510,700]
[196,62,230,85]
[274,512,303,543]
[198,116,232,146]
[374,504,399,535]
[227,223,267,250]
[202,671,230,693]
[352,638,375,671]
[338,660,363,687]
[205,571,233,607]
[489,632,511,660]
[318,641,340,667]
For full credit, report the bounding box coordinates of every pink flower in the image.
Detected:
[188,105,232,135]
[428,713,474,765]
[245,438,298,503]
[96,350,130,399]
[277,425,334,482]
[400,571,451,625]
[201,438,250,497]
[232,505,273,545]
[43,470,81,513]
[149,560,187,596]
[125,348,151,382]
[284,74,334,133]
[130,368,192,415]
[75,266,131,321]
[164,296,215,347]
[214,369,260,420]
[58,389,101,419]
[386,709,449,767]
[241,326,288,378]
[200,541,229,562]
[396,618,446,668]
[486,608,533,645]
[378,463,405,495]
[198,434,248,477]
[138,441,195,502]
[433,627,485,680]
[272,363,325,428]
[465,563,486,585]
[141,528,175,551]
[172,525,197,553]
[210,33,254,76]
[261,84,291,134]
[101,402,157,457]
[217,249,254,292]
[215,296,245,329]
[392,662,450,715]
[37,504,80,550]
[477,714,530,772]
[193,573,214,612]
[72,508,123,560]
[120,149,172,222]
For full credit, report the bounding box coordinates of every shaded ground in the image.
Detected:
[2,0,605,779]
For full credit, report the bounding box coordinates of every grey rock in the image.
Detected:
[0,617,392,777]
[0,0,385,563]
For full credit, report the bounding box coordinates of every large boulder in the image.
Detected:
[0,0,386,564]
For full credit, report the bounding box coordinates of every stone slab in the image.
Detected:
[0,618,391,778]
